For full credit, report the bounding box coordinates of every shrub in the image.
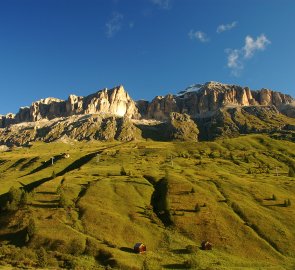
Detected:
[194,203,200,212]
[20,192,28,207]
[85,238,99,256]
[272,194,277,200]
[51,171,56,179]
[120,166,127,176]
[6,187,28,211]
[69,238,86,255]
[36,247,48,268]
[27,218,36,238]
[284,199,291,207]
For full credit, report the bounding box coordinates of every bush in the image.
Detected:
[194,203,200,212]
[284,199,291,207]
[85,238,99,256]
[6,187,29,211]
[120,166,127,176]
[69,238,86,255]
[51,171,56,179]
[36,247,48,268]
[27,218,36,238]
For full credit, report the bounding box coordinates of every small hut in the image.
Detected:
[133,243,146,254]
[62,153,70,159]
[201,241,212,250]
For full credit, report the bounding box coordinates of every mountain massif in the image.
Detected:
[0,82,294,146]
[0,82,295,270]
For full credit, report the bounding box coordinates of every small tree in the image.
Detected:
[27,218,36,238]
[283,199,291,207]
[37,247,48,268]
[195,203,200,212]
[6,187,23,211]
[51,171,56,179]
[20,191,28,207]
[190,187,196,194]
[120,166,127,176]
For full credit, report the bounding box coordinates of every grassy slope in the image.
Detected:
[0,135,294,269]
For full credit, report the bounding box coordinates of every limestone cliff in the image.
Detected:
[0,81,294,146]
[0,115,142,147]
[0,85,140,128]
[139,82,294,120]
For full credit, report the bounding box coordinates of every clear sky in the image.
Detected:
[0,0,294,114]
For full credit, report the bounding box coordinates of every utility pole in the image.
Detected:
[51,157,54,165]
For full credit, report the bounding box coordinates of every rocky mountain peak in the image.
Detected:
[141,82,294,120]
[0,85,140,128]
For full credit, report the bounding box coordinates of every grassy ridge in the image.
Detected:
[0,135,294,269]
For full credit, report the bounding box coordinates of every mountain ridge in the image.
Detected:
[0,81,294,128]
[0,82,294,146]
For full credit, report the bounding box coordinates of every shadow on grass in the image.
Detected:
[119,247,135,253]
[36,199,59,203]
[7,158,27,170]
[264,203,286,207]
[162,263,188,269]
[171,249,190,254]
[36,191,56,195]
[175,209,196,213]
[20,157,39,171]
[24,154,64,176]
[175,191,191,195]
[124,180,151,186]
[0,229,26,247]
[31,203,58,208]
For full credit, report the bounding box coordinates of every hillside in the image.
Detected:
[0,134,294,269]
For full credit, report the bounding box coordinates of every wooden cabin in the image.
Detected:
[133,243,146,254]
[201,241,212,250]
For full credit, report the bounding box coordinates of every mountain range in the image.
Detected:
[0,82,294,146]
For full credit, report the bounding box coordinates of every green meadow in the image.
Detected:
[0,134,294,269]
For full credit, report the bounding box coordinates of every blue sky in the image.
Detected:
[0,0,294,114]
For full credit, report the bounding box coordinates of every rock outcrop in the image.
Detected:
[196,105,290,140]
[0,115,142,147]
[140,82,294,120]
[0,81,294,146]
[0,85,140,128]
[166,112,199,141]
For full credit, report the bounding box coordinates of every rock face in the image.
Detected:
[140,82,294,120]
[0,85,140,128]
[166,112,199,141]
[196,105,290,140]
[0,81,294,146]
[0,115,142,147]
